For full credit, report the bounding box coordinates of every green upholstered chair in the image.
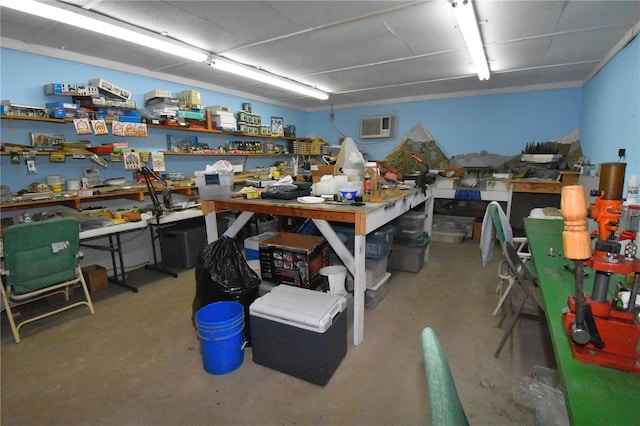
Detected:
[1,217,95,343]
[422,327,469,426]
[494,242,545,358]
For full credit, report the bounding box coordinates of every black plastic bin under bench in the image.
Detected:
[159,219,207,269]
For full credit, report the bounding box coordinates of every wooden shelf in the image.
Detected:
[1,114,298,141]
[0,114,66,124]
[511,171,580,194]
[162,151,291,156]
[0,186,195,212]
[0,150,90,156]
[0,150,293,157]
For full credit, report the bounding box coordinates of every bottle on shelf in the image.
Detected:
[627,175,638,204]
[363,170,371,194]
[363,161,382,202]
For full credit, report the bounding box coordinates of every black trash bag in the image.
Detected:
[192,236,261,345]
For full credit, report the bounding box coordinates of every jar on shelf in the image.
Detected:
[363,161,381,201]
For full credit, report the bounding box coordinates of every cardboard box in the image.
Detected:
[259,233,329,289]
[311,165,336,183]
[88,78,132,100]
[473,219,482,243]
[81,264,108,293]
[143,89,172,102]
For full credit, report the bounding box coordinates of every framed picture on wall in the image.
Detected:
[271,116,284,137]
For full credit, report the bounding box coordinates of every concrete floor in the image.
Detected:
[1,240,555,425]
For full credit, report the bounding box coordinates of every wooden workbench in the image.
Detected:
[510,171,580,194]
[200,188,434,345]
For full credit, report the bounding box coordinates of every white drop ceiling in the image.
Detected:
[1,1,639,110]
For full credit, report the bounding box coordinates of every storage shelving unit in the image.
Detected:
[0,115,309,213]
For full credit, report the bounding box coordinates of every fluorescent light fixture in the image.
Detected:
[451,0,490,81]
[208,55,329,100]
[0,0,330,100]
[0,0,208,62]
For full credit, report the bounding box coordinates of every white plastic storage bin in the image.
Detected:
[345,252,389,291]
[392,211,427,240]
[195,170,233,199]
[334,225,395,259]
[365,272,391,309]
[388,233,430,272]
[432,215,476,238]
[431,230,465,244]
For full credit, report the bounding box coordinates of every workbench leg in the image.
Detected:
[312,219,355,275]
[107,234,120,283]
[205,210,255,242]
[313,219,363,345]
[353,234,366,346]
[204,211,219,243]
[224,211,254,239]
[422,196,434,263]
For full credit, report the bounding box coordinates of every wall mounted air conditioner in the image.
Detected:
[360,115,396,139]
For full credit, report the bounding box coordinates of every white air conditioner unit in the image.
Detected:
[360,115,396,139]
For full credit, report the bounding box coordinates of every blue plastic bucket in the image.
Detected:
[195,301,245,375]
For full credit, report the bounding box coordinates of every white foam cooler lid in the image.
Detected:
[249,285,347,333]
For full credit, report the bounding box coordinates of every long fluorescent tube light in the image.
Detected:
[208,56,329,100]
[0,0,330,100]
[451,0,490,81]
[0,0,208,62]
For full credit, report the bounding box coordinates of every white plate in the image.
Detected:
[297,196,324,204]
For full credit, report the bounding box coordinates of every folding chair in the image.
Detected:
[494,242,544,358]
[487,202,531,316]
[1,217,95,343]
[422,327,469,426]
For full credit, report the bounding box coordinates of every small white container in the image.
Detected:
[485,179,509,191]
[435,176,458,189]
[67,179,81,190]
[46,175,64,185]
[319,265,348,296]
[339,188,357,201]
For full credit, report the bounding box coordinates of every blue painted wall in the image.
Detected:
[308,89,582,161]
[2,37,639,193]
[0,48,306,190]
[581,34,640,192]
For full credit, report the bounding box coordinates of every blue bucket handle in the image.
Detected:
[198,329,246,351]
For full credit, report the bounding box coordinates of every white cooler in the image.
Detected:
[249,285,347,386]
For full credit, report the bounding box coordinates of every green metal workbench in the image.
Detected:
[524,218,640,426]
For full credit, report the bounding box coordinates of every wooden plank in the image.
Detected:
[512,180,563,194]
